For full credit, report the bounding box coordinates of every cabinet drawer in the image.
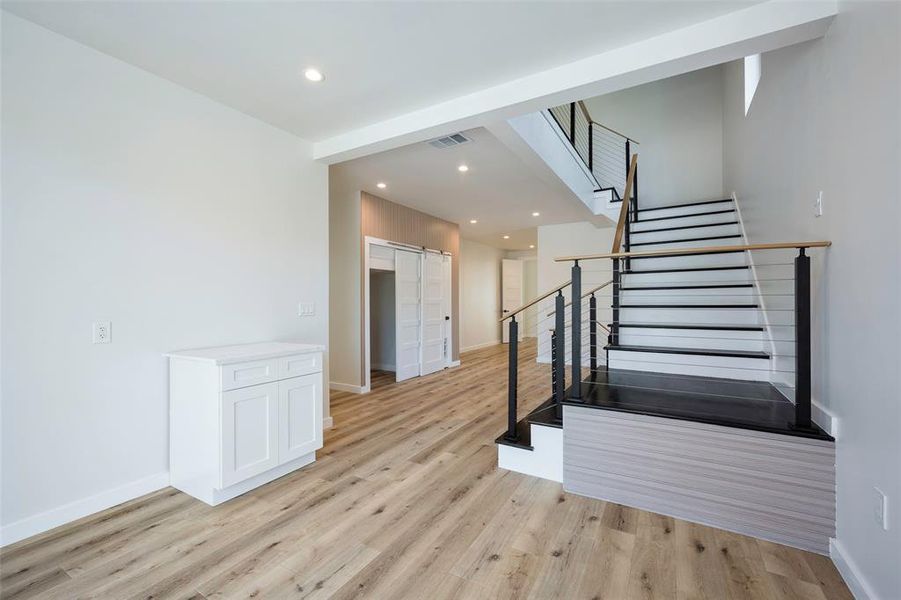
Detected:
[278,353,322,379]
[221,359,278,391]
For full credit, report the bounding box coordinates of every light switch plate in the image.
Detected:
[874,487,889,530]
[92,321,111,344]
[297,302,315,317]
[815,191,823,217]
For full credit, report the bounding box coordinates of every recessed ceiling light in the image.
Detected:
[469,219,478,224]
[458,164,469,172]
[304,68,324,82]
[503,235,510,240]
[529,245,535,249]
[376,182,387,189]
[532,211,540,217]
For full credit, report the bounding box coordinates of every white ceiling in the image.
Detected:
[332,127,592,251]
[3,1,761,142]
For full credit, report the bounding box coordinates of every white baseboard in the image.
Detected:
[812,399,838,438]
[0,471,170,547]
[830,538,876,600]
[447,360,461,368]
[461,340,500,353]
[323,416,334,429]
[329,381,367,394]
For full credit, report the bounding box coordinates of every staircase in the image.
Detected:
[495,100,836,555]
[608,197,777,382]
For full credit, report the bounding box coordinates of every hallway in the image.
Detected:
[2,342,851,599]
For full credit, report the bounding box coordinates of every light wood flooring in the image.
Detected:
[1,341,852,599]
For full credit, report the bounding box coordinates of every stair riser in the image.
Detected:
[621,288,756,301]
[607,352,771,382]
[622,270,751,285]
[619,307,762,325]
[632,211,736,231]
[630,237,743,250]
[636,201,733,220]
[618,332,765,353]
[628,253,747,270]
[630,224,741,244]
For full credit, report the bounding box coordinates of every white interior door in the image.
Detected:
[421,251,445,376]
[501,259,524,343]
[441,255,452,367]
[395,250,422,381]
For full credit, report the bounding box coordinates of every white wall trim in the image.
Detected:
[830,537,876,600]
[461,340,501,353]
[1,471,170,547]
[323,416,334,430]
[447,360,461,368]
[329,381,369,394]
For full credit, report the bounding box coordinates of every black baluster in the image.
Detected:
[793,248,812,430]
[571,261,582,400]
[505,316,519,441]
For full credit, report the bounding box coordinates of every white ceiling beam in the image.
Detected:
[313,0,837,164]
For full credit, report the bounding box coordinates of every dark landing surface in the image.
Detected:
[562,369,833,442]
[495,399,562,451]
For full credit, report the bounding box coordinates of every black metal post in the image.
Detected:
[570,261,582,400]
[554,291,565,408]
[794,249,812,430]
[625,139,631,192]
[589,293,597,371]
[551,330,558,398]
[612,258,621,346]
[505,316,519,440]
[633,160,639,214]
[588,124,594,172]
[569,102,576,144]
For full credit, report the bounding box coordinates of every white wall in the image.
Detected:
[460,238,503,351]
[369,271,395,371]
[583,66,724,208]
[522,258,538,338]
[721,3,900,596]
[1,15,329,544]
[537,222,614,363]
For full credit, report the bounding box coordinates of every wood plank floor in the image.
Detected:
[1,341,852,599]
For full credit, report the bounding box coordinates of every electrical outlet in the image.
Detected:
[814,191,823,217]
[92,321,111,344]
[874,487,889,530]
[297,302,315,317]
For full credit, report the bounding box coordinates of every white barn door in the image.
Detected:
[395,250,422,381]
[501,259,524,343]
[421,251,445,376]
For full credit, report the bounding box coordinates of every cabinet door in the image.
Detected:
[221,382,279,488]
[278,373,322,463]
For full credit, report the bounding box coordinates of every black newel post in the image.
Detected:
[588,124,594,173]
[570,261,582,400]
[612,258,621,346]
[589,293,597,371]
[794,249,812,430]
[505,316,519,440]
[554,291,565,408]
[569,102,576,144]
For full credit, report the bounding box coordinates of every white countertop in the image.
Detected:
[166,342,325,365]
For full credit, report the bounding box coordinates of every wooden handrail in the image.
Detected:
[499,280,571,322]
[546,280,613,317]
[610,154,638,254]
[554,241,832,263]
[577,100,638,143]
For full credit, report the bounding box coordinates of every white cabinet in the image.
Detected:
[167,342,325,505]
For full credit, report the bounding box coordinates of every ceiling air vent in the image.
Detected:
[428,132,471,149]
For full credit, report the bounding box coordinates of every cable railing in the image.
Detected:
[547,100,639,204]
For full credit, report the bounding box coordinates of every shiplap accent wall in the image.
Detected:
[360,192,461,376]
[563,406,836,554]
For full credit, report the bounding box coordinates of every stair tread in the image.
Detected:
[632,221,740,235]
[613,322,766,331]
[636,199,733,213]
[631,234,742,247]
[635,209,735,224]
[630,249,746,260]
[620,284,753,290]
[620,303,759,309]
[606,344,770,359]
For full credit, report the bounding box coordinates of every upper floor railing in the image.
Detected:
[547,100,639,204]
